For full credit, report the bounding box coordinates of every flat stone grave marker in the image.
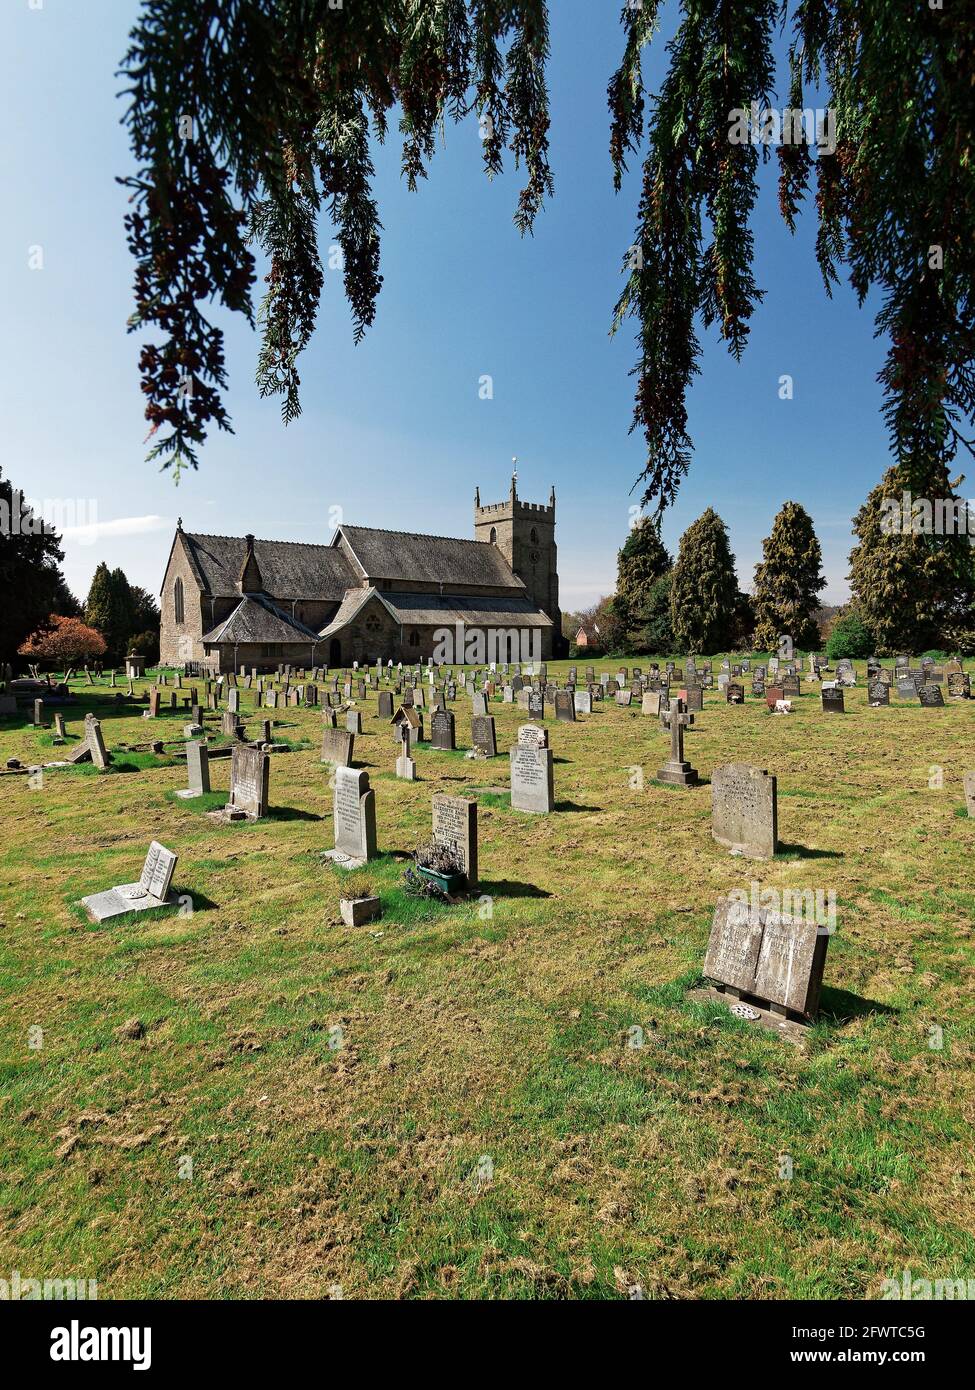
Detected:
[711,763,777,859]
[703,894,829,1024]
[510,741,554,814]
[81,841,179,922]
[471,714,497,758]
[322,727,355,767]
[432,794,478,887]
[822,687,845,713]
[325,767,377,868]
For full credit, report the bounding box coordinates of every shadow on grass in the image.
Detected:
[266,806,322,822]
[553,799,602,812]
[776,842,843,860]
[818,986,898,1026]
[477,878,551,899]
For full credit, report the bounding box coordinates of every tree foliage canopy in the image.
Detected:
[19,615,107,667]
[122,2,975,509]
[751,500,825,650]
[669,506,739,655]
[614,515,671,640]
[0,469,67,666]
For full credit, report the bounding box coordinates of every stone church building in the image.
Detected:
[159,479,561,672]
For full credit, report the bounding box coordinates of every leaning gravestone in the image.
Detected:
[918,685,945,707]
[711,764,778,859]
[702,894,829,1024]
[346,709,363,734]
[510,741,554,814]
[218,744,270,821]
[321,726,354,768]
[431,794,478,887]
[325,766,377,868]
[87,719,112,770]
[176,740,211,798]
[81,841,179,922]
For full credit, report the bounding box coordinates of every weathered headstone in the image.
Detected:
[711,764,778,859]
[430,707,456,750]
[81,841,179,922]
[554,690,575,722]
[176,740,211,798]
[509,742,554,814]
[573,689,592,715]
[964,770,975,818]
[517,723,548,748]
[642,690,663,718]
[918,685,945,708]
[223,744,269,820]
[703,895,829,1022]
[867,680,889,706]
[822,687,845,714]
[432,794,478,886]
[326,766,377,867]
[471,714,497,758]
[321,726,354,767]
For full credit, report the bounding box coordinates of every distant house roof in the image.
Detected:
[201,594,322,646]
[335,525,524,590]
[182,532,355,600]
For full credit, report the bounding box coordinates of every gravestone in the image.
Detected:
[395,730,417,780]
[642,690,663,717]
[321,726,354,767]
[780,674,800,697]
[325,767,377,867]
[177,740,211,798]
[918,685,945,708]
[868,681,889,707]
[822,687,845,714]
[432,794,478,887]
[471,692,488,717]
[81,841,179,922]
[703,894,829,1023]
[87,719,111,770]
[964,770,975,818]
[726,682,745,705]
[223,744,269,820]
[658,700,698,786]
[615,690,633,707]
[711,764,778,859]
[947,672,971,699]
[896,676,917,699]
[554,690,575,722]
[527,690,544,720]
[682,685,703,713]
[431,707,456,750]
[765,685,784,710]
[574,690,592,715]
[346,709,363,734]
[510,742,555,814]
[471,714,497,758]
[518,723,548,749]
[221,710,239,736]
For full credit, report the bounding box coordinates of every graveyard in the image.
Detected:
[2,658,974,1299]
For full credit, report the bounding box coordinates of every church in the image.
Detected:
[159,477,562,672]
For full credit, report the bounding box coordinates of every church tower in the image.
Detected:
[474,467,561,640]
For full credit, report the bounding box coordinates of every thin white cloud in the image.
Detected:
[59,514,171,543]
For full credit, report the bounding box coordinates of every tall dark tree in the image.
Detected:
[614,516,671,643]
[0,468,67,667]
[848,466,975,654]
[121,3,974,513]
[752,501,826,651]
[670,507,739,655]
[85,564,136,663]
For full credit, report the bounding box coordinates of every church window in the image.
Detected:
[408,629,420,647]
[365,613,381,633]
[174,576,184,625]
[530,527,538,544]
[489,527,497,544]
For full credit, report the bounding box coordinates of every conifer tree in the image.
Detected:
[848,466,975,654]
[669,508,739,655]
[0,467,66,665]
[615,516,671,644]
[85,564,136,662]
[752,502,826,651]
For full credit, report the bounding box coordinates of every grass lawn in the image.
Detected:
[1,661,973,1299]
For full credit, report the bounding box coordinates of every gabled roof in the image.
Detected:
[319,587,396,638]
[380,591,552,627]
[334,525,524,590]
[182,531,355,600]
[202,594,322,646]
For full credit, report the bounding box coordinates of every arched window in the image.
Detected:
[174,576,184,625]
[408,630,420,647]
[530,527,538,544]
[489,527,497,544]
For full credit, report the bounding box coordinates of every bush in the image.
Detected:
[826,611,875,661]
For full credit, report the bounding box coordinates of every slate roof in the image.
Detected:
[183,532,355,600]
[336,525,524,590]
[201,594,323,646]
[322,588,551,634]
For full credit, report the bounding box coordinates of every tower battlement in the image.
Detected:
[473,476,560,644]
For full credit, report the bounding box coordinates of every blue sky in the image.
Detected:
[1,0,890,611]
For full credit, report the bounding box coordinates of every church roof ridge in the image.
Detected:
[184,529,334,549]
[339,522,491,548]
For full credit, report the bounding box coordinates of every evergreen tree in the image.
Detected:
[615,517,671,644]
[669,508,739,655]
[85,564,136,663]
[848,466,975,654]
[633,571,674,655]
[0,467,67,666]
[752,502,826,651]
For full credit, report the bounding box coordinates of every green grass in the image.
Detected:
[1,659,974,1298]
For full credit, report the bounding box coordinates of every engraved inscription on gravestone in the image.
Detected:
[711,763,778,859]
[704,896,829,1021]
[432,794,478,886]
